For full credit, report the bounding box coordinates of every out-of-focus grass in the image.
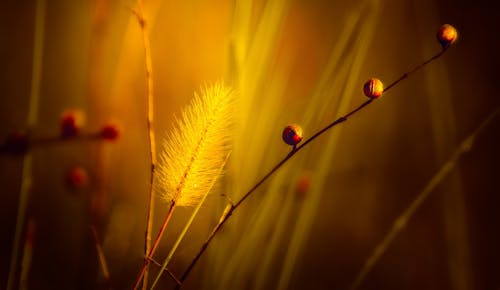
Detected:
[201,1,382,289]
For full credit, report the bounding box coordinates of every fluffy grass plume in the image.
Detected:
[158,82,233,206]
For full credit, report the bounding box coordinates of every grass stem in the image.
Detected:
[90,225,111,288]
[133,202,176,290]
[6,1,45,288]
[130,1,158,289]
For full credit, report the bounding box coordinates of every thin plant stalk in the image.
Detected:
[19,218,36,290]
[174,47,451,289]
[90,225,111,288]
[6,0,45,289]
[0,132,121,154]
[131,1,158,289]
[150,154,231,289]
[133,201,176,290]
[348,106,500,290]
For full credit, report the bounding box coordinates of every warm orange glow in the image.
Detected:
[1,2,497,290]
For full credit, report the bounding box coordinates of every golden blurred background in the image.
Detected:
[1,0,499,289]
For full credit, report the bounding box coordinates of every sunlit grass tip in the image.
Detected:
[157,82,234,207]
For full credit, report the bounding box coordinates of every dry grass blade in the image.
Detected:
[349,106,500,290]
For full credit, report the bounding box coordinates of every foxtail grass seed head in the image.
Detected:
[437,24,458,48]
[158,82,233,207]
[282,124,303,146]
[60,109,85,138]
[363,78,384,99]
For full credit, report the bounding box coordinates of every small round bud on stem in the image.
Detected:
[296,171,312,199]
[282,124,303,146]
[363,78,384,99]
[66,166,89,189]
[100,123,120,141]
[60,109,85,138]
[437,24,457,48]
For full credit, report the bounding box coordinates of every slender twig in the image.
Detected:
[6,1,45,289]
[130,1,158,289]
[383,47,448,92]
[174,47,450,289]
[0,132,118,155]
[349,105,500,290]
[148,257,182,286]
